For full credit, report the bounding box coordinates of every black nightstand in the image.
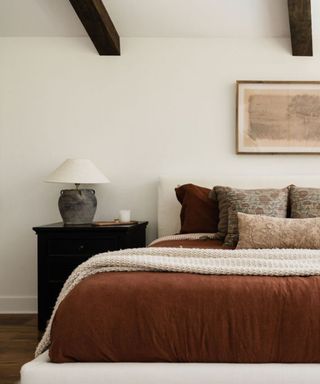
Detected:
[33,221,148,331]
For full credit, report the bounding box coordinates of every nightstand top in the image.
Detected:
[33,221,148,233]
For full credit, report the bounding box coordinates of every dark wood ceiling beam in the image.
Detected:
[287,0,312,56]
[69,0,120,55]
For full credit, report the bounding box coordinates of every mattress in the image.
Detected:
[21,351,320,384]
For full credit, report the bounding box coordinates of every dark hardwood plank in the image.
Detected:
[69,0,120,55]
[0,314,40,384]
[288,0,313,56]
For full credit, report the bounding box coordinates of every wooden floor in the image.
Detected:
[0,314,40,384]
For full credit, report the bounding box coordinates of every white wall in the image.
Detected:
[1,36,320,312]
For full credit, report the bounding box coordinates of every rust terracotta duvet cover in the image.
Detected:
[48,239,320,363]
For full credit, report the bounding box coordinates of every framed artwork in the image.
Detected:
[236,81,320,154]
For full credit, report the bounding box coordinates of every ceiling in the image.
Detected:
[0,0,318,38]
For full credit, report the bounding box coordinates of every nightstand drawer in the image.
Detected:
[47,236,118,256]
[48,255,89,281]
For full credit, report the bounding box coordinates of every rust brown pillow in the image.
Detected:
[175,184,219,234]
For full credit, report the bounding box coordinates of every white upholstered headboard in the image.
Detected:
[158,175,320,237]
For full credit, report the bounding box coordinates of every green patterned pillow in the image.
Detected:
[290,186,320,218]
[211,186,289,246]
[209,186,231,239]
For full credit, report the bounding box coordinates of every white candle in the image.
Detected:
[119,209,131,222]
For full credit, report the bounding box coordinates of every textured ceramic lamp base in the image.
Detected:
[58,189,97,225]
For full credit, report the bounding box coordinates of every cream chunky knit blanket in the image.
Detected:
[36,242,320,357]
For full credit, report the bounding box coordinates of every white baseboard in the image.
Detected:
[0,296,37,313]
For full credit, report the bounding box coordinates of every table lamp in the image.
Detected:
[45,159,110,225]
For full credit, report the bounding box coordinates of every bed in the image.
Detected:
[21,175,320,384]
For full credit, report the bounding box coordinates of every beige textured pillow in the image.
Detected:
[237,212,320,249]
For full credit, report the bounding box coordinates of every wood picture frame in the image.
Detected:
[236,80,320,154]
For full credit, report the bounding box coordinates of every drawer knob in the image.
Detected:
[78,244,85,250]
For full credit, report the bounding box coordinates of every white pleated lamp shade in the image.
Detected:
[45,159,110,185]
